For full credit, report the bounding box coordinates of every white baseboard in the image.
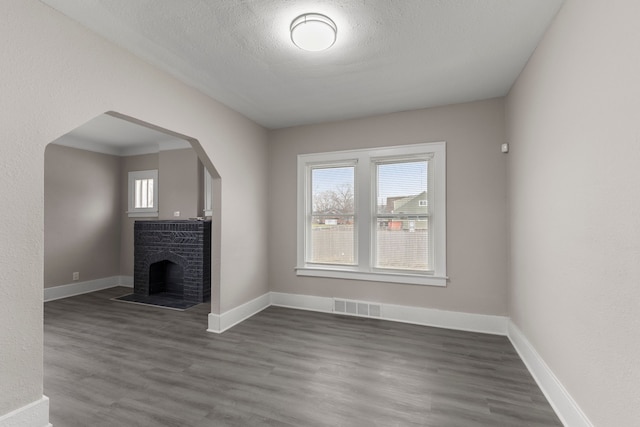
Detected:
[44,275,132,302]
[207,312,221,333]
[270,292,507,335]
[383,301,507,335]
[207,292,271,334]
[118,275,134,287]
[270,292,334,313]
[0,396,50,427]
[212,292,507,337]
[507,321,593,427]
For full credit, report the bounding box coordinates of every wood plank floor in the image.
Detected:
[44,287,562,426]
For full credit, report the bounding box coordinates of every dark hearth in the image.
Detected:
[117,220,211,310]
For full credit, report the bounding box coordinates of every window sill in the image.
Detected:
[127,211,159,218]
[295,266,447,287]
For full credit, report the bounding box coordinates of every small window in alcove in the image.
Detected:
[128,169,158,217]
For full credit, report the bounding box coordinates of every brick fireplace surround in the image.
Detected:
[133,220,211,306]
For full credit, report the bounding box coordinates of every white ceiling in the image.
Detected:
[41,0,564,130]
[52,114,190,156]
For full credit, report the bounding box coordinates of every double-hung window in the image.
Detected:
[308,163,356,265]
[127,169,158,217]
[297,142,446,286]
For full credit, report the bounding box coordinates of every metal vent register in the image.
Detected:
[333,298,382,318]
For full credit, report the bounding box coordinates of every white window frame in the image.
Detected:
[296,142,447,287]
[203,168,213,217]
[127,169,158,217]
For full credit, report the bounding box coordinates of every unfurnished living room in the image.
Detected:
[1,1,638,426]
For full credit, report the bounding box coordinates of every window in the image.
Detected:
[374,159,430,271]
[309,163,356,265]
[128,170,158,217]
[297,142,446,286]
[203,168,213,217]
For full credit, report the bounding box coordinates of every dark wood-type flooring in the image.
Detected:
[44,287,562,426]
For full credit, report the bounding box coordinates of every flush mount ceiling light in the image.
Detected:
[290,13,337,52]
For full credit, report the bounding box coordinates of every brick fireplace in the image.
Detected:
[133,220,211,306]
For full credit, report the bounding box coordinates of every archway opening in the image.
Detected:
[43,111,221,312]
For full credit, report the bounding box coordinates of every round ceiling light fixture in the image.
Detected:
[290,13,337,52]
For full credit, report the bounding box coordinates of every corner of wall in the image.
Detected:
[507,321,593,427]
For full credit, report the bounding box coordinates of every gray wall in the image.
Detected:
[268,98,508,315]
[158,148,201,220]
[44,144,121,288]
[506,0,640,424]
[119,152,158,278]
[0,0,268,416]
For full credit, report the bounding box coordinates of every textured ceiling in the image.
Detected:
[41,0,564,129]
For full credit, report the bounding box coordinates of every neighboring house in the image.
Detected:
[314,209,353,225]
[390,191,428,215]
[380,191,428,231]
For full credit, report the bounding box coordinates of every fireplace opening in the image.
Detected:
[149,260,184,299]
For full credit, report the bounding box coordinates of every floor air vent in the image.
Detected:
[333,298,382,318]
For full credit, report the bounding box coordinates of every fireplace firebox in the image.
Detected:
[148,260,184,297]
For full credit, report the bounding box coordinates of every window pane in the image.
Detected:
[376,161,427,215]
[141,179,148,208]
[311,166,354,215]
[311,215,355,265]
[135,178,154,209]
[135,179,143,208]
[309,166,355,265]
[375,160,430,271]
[376,217,429,270]
[146,179,154,208]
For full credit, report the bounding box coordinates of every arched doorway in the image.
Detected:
[43,111,221,312]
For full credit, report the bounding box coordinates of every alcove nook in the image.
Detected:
[44,112,221,311]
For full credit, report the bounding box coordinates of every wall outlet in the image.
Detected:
[72,272,79,281]
[173,211,180,217]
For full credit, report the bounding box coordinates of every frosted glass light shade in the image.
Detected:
[290,13,337,52]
